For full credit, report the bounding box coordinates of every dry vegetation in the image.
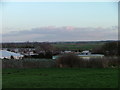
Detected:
[2,59,56,68]
[2,55,119,69]
[56,54,119,68]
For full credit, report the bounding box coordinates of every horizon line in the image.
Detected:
[1,40,118,43]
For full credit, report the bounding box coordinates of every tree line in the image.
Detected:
[1,41,119,56]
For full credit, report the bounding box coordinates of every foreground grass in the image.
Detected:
[2,68,118,88]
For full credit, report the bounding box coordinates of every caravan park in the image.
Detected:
[1,1,119,89]
[1,41,119,88]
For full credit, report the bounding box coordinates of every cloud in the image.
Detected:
[2,26,118,42]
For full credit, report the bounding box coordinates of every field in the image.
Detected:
[52,42,104,50]
[2,68,118,88]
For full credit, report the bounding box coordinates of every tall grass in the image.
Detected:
[2,59,56,68]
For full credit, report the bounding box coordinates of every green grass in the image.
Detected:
[2,68,118,88]
[52,43,104,50]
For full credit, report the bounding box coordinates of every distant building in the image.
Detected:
[64,51,72,53]
[80,50,91,55]
[52,50,104,60]
[0,50,24,59]
[78,50,104,60]
[23,51,38,56]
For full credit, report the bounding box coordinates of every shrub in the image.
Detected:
[87,58,109,68]
[56,54,119,68]
[2,56,119,68]
[106,57,119,68]
[56,53,82,68]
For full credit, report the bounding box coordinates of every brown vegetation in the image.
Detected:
[56,54,119,68]
[2,59,56,68]
[56,53,81,68]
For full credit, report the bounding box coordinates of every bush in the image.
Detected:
[56,53,82,68]
[2,56,119,68]
[87,58,108,68]
[106,57,119,68]
[56,54,119,68]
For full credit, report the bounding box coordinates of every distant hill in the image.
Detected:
[1,40,118,51]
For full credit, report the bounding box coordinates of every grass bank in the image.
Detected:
[2,68,118,88]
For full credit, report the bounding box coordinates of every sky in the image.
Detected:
[1,1,118,42]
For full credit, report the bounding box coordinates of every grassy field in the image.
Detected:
[2,68,118,88]
[52,43,104,50]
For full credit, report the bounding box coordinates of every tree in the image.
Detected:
[10,55,14,59]
[102,41,118,56]
[92,41,119,56]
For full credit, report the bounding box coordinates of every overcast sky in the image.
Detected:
[1,1,118,42]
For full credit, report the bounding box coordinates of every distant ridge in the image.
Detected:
[1,40,118,44]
